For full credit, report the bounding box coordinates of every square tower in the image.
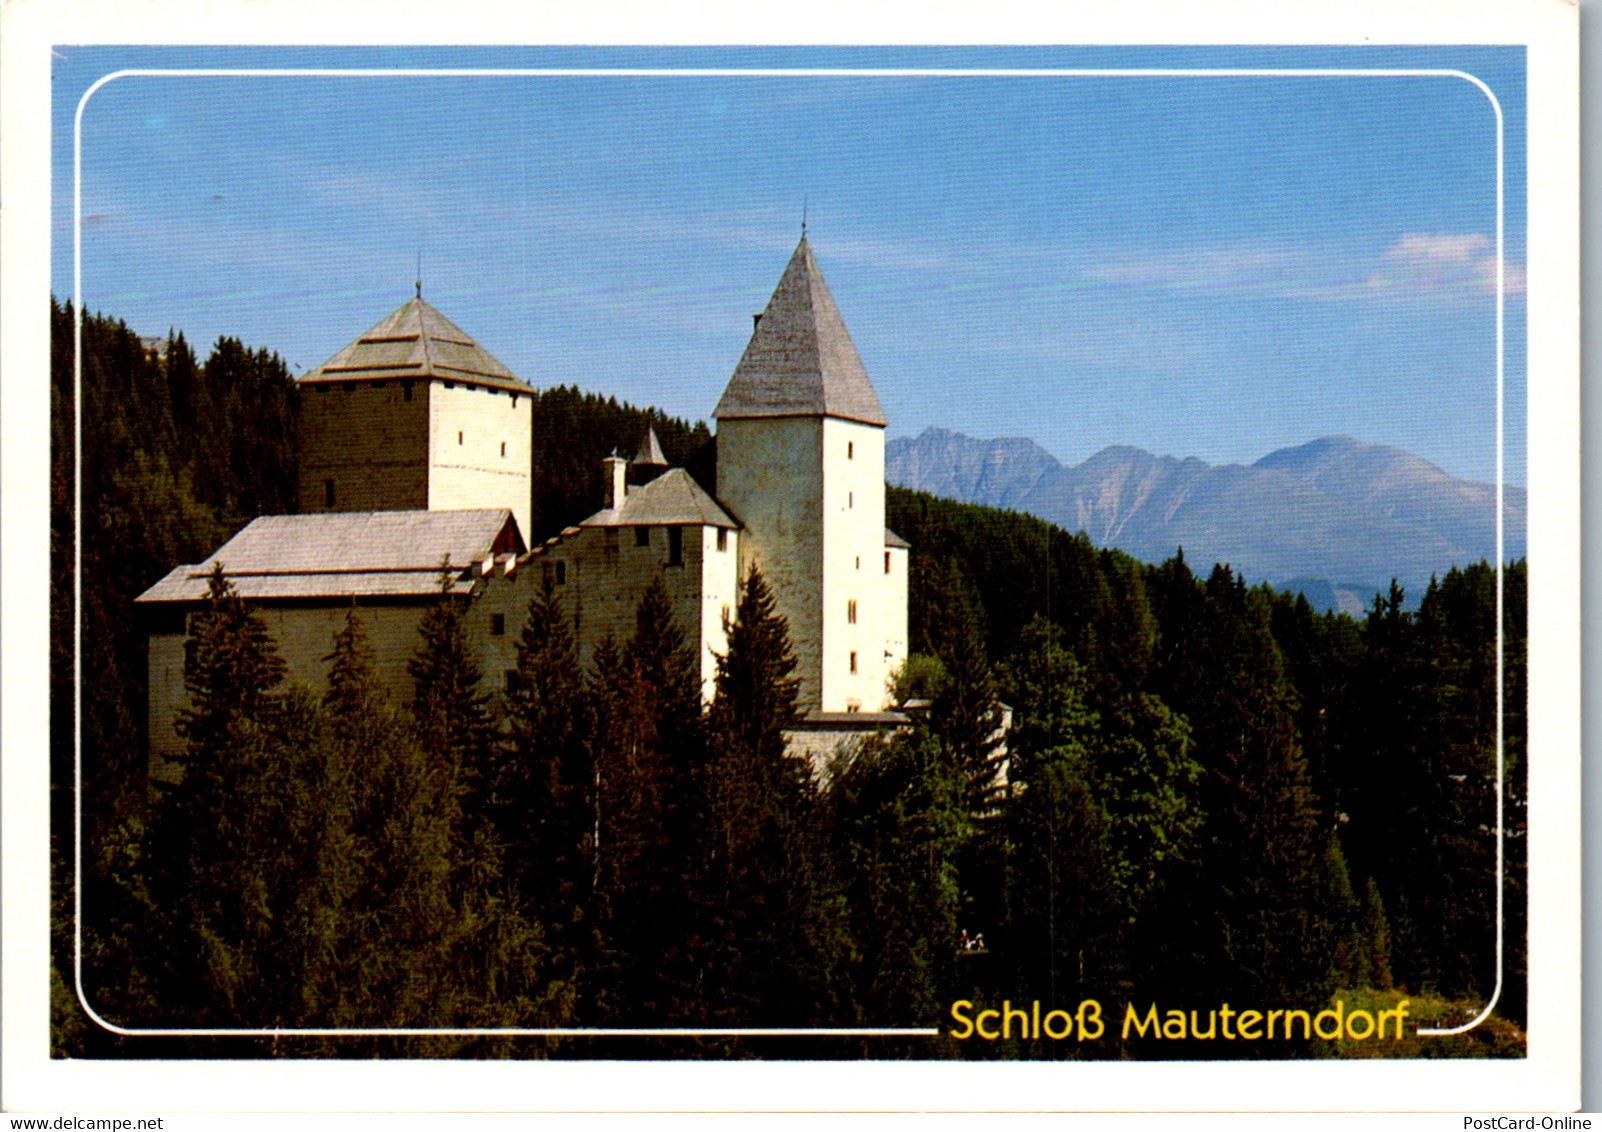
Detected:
[714,236,909,714]
[297,290,534,540]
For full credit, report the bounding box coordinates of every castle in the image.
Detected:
[138,235,911,773]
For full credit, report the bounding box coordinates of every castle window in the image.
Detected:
[668,526,683,566]
[371,381,384,389]
[324,479,335,508]
[511,394,518,408]
[848,441,854,459]
[505,669,522,693]
[722,604,730,624]
[717,528,728,552]
[635,526,650,547]
[490,613,505,636]
[402,380,413,402]
[555,561,567,585]
[848,492,854,509]
[846,701,861,713]
[885,552,891,574]
[444,381,455,390]
[855,555,860,570]
[849,651,858,674]
[500,441,507,457]
[316,385,328,394]
[847,599,857,624]
[458,431,464,445]
[344,382,356,393]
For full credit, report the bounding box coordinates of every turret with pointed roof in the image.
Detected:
[298,291,534,540]
[713,236,907,716]
[634,425,668,468]
[630,425,670,487]
[714,235,887,426]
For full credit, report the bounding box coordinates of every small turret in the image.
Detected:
[631,426,669,486]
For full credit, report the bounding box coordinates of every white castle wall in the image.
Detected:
[146,600,436,780]
[819,418,891,712]
[885,543,909,684]
[715,416,826,710]
[427,381,533,541]
[499,520,738,700]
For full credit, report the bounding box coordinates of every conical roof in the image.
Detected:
[301,294,531,392]
[713,236,887,427]
[634,426,668,467]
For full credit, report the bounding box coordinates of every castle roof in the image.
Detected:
[136,509,524,603]
[885,527,910,549]
[300,295,531,393]
[713,236,887,427]
[580,467,738,529]
[634,426,668,467]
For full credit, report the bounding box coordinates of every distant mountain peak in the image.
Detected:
[886,426,1526,605]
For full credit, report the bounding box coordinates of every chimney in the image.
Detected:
[604,451,628,511]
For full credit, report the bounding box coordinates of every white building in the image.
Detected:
[138,235,910,770]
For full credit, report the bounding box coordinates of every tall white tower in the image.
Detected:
[714,235,905,714]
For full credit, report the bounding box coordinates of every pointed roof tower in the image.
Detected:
[634,426,668,469]
[301,295,531,393]
[713,236,887,427]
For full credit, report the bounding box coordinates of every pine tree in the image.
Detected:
[925,565,1005,820]
[825,727,966,1049]
[588,580,705,1026]
[697,566,850,1030]
[142,564,288,1026]
[496,577,593,994]
[409,562,496,859]
[1362,877,1395,990]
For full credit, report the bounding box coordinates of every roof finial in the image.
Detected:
[415,250,422,300]
[801,194,808,236]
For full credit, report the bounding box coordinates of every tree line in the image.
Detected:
[51,301,1525,1058]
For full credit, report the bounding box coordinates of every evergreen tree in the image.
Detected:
[697,566,850,1031]
[588,580,705,1026]
[1362,877,1395,990]
[409,563,496,857]
[141,565,288,1026]
[825,727,967,1051]
[496,577,593,996]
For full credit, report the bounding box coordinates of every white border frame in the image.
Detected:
[0,0,1577,1113]
[71,65,1510,1042]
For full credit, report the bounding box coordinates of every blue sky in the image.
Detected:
[52,46,1526,484]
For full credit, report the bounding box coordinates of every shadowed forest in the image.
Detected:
[51,301,1526,1059]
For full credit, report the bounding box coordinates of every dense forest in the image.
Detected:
[51,300,1525,1059]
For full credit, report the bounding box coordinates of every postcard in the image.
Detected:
[0,0,1581,1116]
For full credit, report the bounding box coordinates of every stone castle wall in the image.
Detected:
[298,381,430,515]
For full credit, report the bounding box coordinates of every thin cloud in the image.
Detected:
[1073,234,1524,303]
[1366,232,1523,298]
[1383,232,1492,265]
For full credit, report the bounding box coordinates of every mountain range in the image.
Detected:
[886,428,1526,615]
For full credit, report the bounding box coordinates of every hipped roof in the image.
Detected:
[300,295,531,393]
[714,236,887,427]
[136,509,523,603]
[580,468,738,529]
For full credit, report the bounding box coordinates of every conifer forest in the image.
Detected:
[51,301,1526,1059]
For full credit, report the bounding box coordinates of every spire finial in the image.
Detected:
[415,250,422,299]
[801,194,808,236]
